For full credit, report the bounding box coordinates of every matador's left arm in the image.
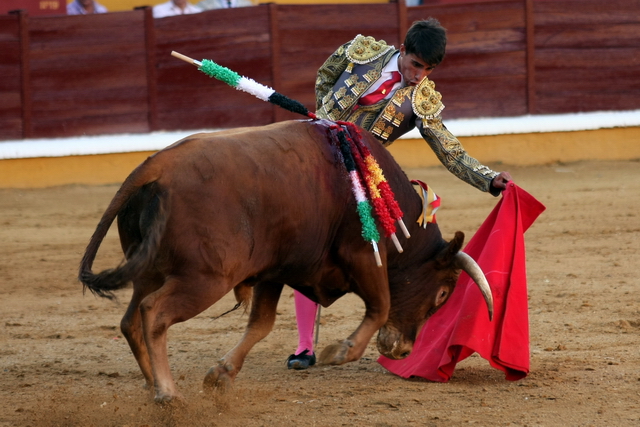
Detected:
[411,78,502,196]
[418,117,501,196]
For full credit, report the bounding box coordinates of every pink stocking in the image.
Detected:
[294,290,318,355]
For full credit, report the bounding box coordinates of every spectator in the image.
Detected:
[197,0,254,9]
[153,0,202,18]
[67,0,107,14]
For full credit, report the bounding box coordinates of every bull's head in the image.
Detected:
[377,231,493,359]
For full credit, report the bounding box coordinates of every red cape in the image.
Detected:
[378,182,545,382]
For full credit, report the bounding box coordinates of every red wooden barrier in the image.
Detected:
[533,0,640,114]
[1,0,640,141]
[409,0,529,119]
[0,13,26,140]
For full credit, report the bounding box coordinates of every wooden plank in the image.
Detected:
[410,1,525,33]
[525,0,536,114]
[154,6,273,131]
[18,11,32,138]
[29,13,146,45]
[535,92,640,115]
[536,67,640,92]
[0,15,23,139]
[143,7,158,131]
[436,75,527,118]
[31,113,150,138]
[155,101,272,129]
[398,0,408,44]
[534,23,640,49]
[28,11,148,138]
[269,3,285,122]
[533,0,640,26]
[536,47,640,68]
[446,28,525,54]
[435,50,525,78]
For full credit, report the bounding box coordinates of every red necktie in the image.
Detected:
[358,71,401,106]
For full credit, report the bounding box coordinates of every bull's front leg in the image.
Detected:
[203,281,284,393]
[319,262,390,365]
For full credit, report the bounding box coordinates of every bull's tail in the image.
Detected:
[78,164,165,300]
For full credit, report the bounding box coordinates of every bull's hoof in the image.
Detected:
[153,391,185,405]
[377,338,413,360]
[318,341,352,365]
[203,365,233,393]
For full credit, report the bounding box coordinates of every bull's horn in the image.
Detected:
[455,252,494,321]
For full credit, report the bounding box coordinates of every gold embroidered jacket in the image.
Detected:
[315,35,499,195]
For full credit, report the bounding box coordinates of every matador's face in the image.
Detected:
[398,45,436,86]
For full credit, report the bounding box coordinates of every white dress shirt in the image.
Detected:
[360,52,404,101]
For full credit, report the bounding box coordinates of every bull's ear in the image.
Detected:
[436,231,465,268]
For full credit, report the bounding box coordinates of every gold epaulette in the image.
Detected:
[346,35,395,65]
[412,77,445,120]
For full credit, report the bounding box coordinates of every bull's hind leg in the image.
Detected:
[139,274,229,403]
[204,281,284,393]
[120,273,164,390]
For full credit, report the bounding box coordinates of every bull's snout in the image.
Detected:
[377,326,414,360]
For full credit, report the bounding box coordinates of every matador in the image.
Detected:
[286,18,512,371]
[315,34,507,196]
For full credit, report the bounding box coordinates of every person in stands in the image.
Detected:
[197,0,254,10]
[67,0,107,14]
[152,0,202,18]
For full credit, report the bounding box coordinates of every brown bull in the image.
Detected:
[79,119,492,403]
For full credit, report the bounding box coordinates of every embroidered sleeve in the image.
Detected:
[418,117,498,193]
[409,77,498,193]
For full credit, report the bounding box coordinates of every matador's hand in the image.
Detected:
[491,171,512,190]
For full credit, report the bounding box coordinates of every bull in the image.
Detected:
[79,119,492,403]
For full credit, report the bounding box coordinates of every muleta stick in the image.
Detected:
[171,51,316,119]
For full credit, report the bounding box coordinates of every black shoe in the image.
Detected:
[286,349,316,370]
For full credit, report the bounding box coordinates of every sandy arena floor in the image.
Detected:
[1,159,639,426]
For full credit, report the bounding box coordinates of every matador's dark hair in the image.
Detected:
[403,18,447,67]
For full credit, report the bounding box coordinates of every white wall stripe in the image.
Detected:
[1,110,638,160]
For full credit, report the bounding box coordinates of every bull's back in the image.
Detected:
[156,120,347,208]
[144,120,354,274]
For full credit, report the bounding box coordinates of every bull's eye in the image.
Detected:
[435,287,450,307]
